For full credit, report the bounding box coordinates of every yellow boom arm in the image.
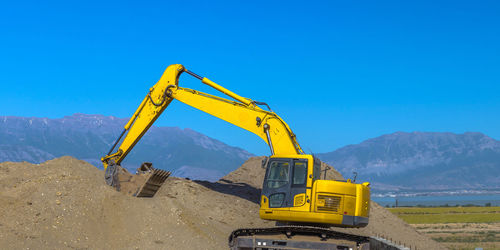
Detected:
[101,64,303,169]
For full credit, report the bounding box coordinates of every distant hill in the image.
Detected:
[2,115,498,191]
[317,132,500,192]
[0,114,253,181]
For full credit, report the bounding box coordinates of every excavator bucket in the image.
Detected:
[105,162,170,197]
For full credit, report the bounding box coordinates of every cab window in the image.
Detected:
[313,161,321,180]
[292,161,307,186]
[267,161,289,188]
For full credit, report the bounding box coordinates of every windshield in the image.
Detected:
[267,161,289,188]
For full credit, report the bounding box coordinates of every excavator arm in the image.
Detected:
[101,64,303,196]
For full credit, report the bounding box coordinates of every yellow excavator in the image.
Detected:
[101,64,372,249]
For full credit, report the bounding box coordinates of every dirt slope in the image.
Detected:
[0,156,442,249]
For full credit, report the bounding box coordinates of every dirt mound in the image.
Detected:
[0,156,442,249]
[0,157,270,249]
[222,157,443,250]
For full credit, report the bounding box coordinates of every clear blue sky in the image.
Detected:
[1,0,499,155]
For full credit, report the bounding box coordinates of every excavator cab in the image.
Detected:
[260,155,370,227]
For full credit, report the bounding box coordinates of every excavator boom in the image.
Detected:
[101,64,304,197]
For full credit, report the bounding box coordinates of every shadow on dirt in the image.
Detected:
[194,179,261,204]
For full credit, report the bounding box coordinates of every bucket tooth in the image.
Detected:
[135,168,171,197]
[109,163,171,198]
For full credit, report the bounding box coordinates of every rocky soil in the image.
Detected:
[0,156,443,249]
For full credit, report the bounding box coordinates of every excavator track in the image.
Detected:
[229,226,410,250]
[229,226,370,250]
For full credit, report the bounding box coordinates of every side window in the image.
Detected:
[267,161,289,188]
[292,161,307,186]
[313,161,321,180]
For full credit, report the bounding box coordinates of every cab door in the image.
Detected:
[288,159,308,208]
[262,158,308,209]
[262,159,292,208]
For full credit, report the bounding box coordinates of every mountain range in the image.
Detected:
[0,114,253,181]
[1,114,499,191]
[317,131,500,192]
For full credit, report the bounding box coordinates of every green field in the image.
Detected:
[388,206,500,224]
[388,206,500,249]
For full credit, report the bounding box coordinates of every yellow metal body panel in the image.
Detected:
[260,181,370,226]
[356,182,371,217]
[260,154,370,226]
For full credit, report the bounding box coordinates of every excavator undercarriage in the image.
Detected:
[228,226,412,250]
[229,226,370,250]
